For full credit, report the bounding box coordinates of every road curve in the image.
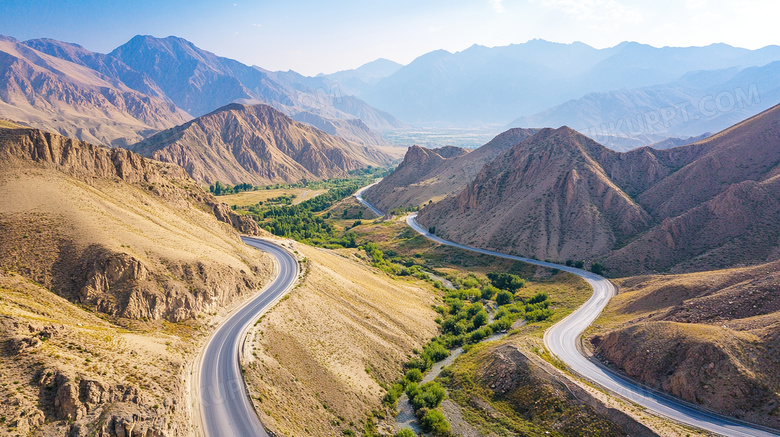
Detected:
[354,182,384,218]
[197,237,298,437]
[403,213,778,437]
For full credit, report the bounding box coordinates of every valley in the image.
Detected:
[1,8,780,437]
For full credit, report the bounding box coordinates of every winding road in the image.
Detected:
[397,207,777,437]
[197,237,298,437]
[354,182,384,218]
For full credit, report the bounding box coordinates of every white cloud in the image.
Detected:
[252,23,262,28]
[685,0,707,8]
[490,0,506,13]
[428,25,443,33]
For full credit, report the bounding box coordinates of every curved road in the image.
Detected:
[354,182,384,218]
[400,212,778,437]
[197,237,298,437]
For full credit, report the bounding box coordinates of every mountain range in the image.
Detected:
[509,60,780,150]
[356,40,780,126]
[0,34,403,149]
[414,102,780,276]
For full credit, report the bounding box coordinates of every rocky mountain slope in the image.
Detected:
[0,125,274,435]
[0,36,190,147]
[418,103,780,273]
[109,35,402,138]
[131,103,398,185]
[363,128,538,212]
[590,259,780,430]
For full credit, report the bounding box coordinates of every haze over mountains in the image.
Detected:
[357,40,780,126]
[3,33,780,152]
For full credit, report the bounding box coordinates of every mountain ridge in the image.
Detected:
[130,103,397,185]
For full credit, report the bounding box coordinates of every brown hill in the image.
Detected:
[590,259,780,429]
[417,127,654,261]
[363,128,538,212]
[0,126,268,321]
[131,103,397,185]
[0,126,273,435]
[0,36,190,147]
[419,103,780,274]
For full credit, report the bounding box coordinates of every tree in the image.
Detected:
[496,290,514,306]
[395,429,416,437]
[590,261,605,275]
[428,226,436,235]
[481,284,499,300]
[472,310,488,328]
[487,272,525,291]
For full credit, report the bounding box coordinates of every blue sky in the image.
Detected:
[1,0,778,75]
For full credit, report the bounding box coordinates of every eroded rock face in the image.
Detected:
[592,321,780,428]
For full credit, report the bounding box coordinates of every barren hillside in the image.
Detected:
[0,126,273,435]
[590,260,780,429]
[363,128,538,212]
[418,103,780,274]
[244,243,439,436]
[418,127,654,261]
[131,103,397,185]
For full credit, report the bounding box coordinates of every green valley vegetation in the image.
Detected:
[210,166,390,196]
[381,258,554,435]
[231,169,389,247]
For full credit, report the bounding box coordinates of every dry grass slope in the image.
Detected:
[244,243,439,437]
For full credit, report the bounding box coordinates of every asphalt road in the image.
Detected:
[354,182,384,218]
[403,213,778,437]
[198,237,298,437]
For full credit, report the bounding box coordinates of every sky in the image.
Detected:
[1,0,779,76]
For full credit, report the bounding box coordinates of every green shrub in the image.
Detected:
[496,290,514,306]
[487,272,525,291]
[481,284,499,300]
[420,409,450,434]
[395,429,416,437]
[405,368,423,383]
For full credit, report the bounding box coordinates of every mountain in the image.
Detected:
[109,35,403,138]
[320,58,403,96]
[0,36,189,146]
[363,128,538,212]
[509,61,780,150]
[418,103,780,274]
[649,133,711,150]
[0,125,271,434]
[416,127,658,260]
[130,103,397,185]
[360,40,780,125]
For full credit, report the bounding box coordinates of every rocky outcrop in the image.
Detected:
[592,321,780,429]
[73,247,265,321]
[0,126,260,236]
